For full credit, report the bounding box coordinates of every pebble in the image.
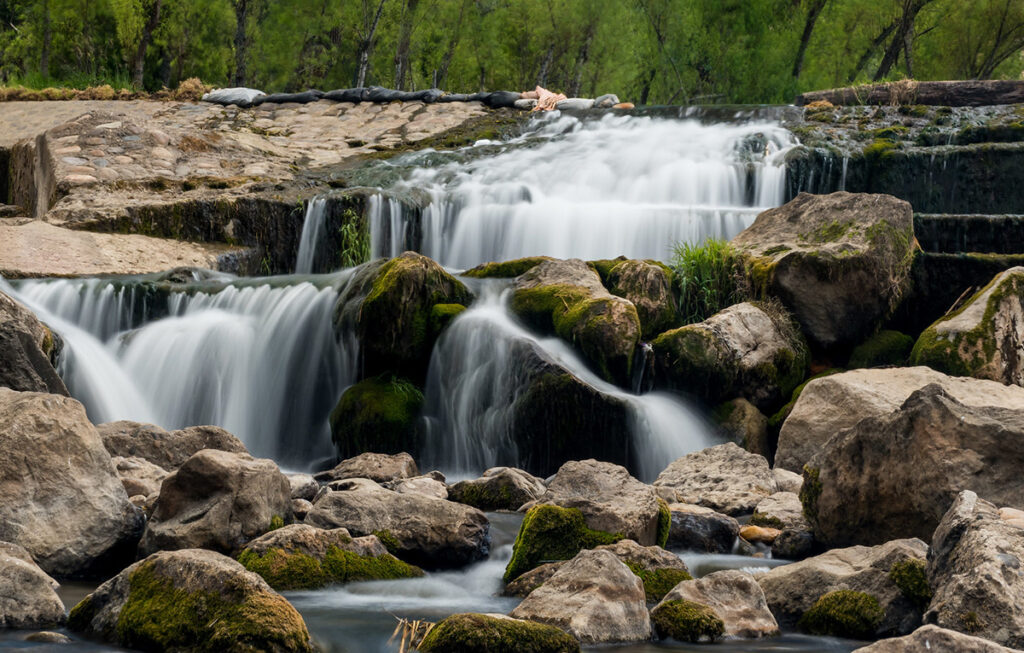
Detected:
[95,167,119,180]
[68,166,96,175]
[93,158,109,168]
[55,145,81,154]
[148,129,170,146]
[65,174,98,184]
[24,632,71,644]
[96,121,122,129]
[84,137,105,145]
[62,156,88,165]
[739,524,782,544]
[123,135,140,142]
[113,156,133,165]
[151,147,175,160]
[87,149,105,157]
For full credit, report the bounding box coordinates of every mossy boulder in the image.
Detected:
[329,376,423,459]
[334,252,472,381]
[732,191,915,352]
[511,258,640,385]
[798,590,884,640]
[605,258,678,338]
[656,570,779,638]
[462,257,553,278]
[598,539,692,602]
[650,599,725,643]
[448,467,546,511]
[504,505,621,582]
[889,558,931,611]
[849,330,914,368]
[910,267,1024,385]
[430,303,466,334]
[418,613,581,653]
[713,398,770,458]
[68,549,313,652]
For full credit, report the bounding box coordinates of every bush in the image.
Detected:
[670,238,748,325]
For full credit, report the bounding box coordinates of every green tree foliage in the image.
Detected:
[1,0,1023,99]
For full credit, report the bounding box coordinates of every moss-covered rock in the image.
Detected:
[447,467,546,512]
[656,498,672,549]
[849,330,914,368]
[797,590,884,640]
[605,259,679,338]
[651,599,725,643]
[910,267,1024,385]
[504,505,621,582]
[418,613,581,653]
[889,558,931,611]
[430,303,466,335]
[329,375,423,458]
[462,257,553,279]
[713,397,770,457]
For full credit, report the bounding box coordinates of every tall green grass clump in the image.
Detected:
[670,238,748,325]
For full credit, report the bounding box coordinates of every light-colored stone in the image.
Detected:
[751,492,809,531]
[314,452,419,484]
[448,467,545,511]
[111,455,168,498]
[772,468,803,494]
[0,541,66,629]
[97,420,248,471]
[654,443,777,516]
[656,570,779,638]
[854,625,1018,652]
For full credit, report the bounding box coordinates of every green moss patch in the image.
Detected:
[448,480,517,512]
[418,613,580,653]
[329,375,423,458]
[889,559,932,610]
[849,330,914,368]
[800,465,823,524]
[430,303,466,335]
[798,590,883,640]
[625,563,692,602]
[237,546,422,591]
[504,505,621,582]
[656,498,672,549]
[463,257,552,279]
[651,599,725,643]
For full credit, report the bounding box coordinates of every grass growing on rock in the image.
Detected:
[462,257,552,278]
[651,599,725,643]
[418,613,581,653]
[657,498,672,548]
[669,238,749,325]
[504,505,621,582]
[798,590,883,639]
[237,546,423,591]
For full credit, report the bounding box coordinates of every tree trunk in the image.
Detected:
[848,21,897,82]
[394,0,419,91]
[355,0,387,87]
[793,0,827,78]
[131,0,163,89]
[40,0,51,79]
[233,0,249,87]
[436,0,467,89]
[874,0,933,81]
[568,29,593,97]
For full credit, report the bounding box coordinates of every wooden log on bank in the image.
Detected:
[796,80,1024,107]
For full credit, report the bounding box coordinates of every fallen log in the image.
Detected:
[796,80,1024,107]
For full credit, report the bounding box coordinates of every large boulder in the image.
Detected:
[328,376,423,459]
[503,505,621,582]
[68,549,313,652]
[653,443,778,516]
[604,258,678,338]
[418,613,580,653]
[448,467,546,511]
[911,267,1024,385]
[655,570,779,638]
[139,449,292,556]
[334,252,472,381]
[802,384,1024,547]
[665,503,740,553]
[732,191,915,351]
[510,549,651,644]
[314,451,419,484]
[752,492,815,559]
[97,420,249,471]
[776,367,1024,472]
[758,538,929,637]
[0,542,66,629]
[0,290,67,395]
[511,258,641,385]
[651,302,808,411]
[0,389,143,578]
[236,524,422,590]
[854,625,1019,653]
[924,491,1024,647]
[714,398,770,458]
[304,478,489,569]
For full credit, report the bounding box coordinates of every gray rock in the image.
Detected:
[111,455,168,498]
[97,420,249,471]
[314,451,419,484]
[654,443,777,516]
[201,87,267,107]
[448,467,545,511]
[655,570,779,638]
[287,473,319,501]
[595,94,621,108]
[605,258,678,339]
[556,98,596,111]
[666,503,739,553]
[0,290,67,395]
[854,625,1018,652]
[0,542,66,629]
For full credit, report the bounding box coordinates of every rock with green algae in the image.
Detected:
[650,599,725,643]
[849,330,914,369]
[732,191,915,352]
[655,570,779,638]
[910,266,1024,386]
[236,524,422,590]
[713,397,770,458]
[329,375,423,459]
[511,258,641,385]
[503,505,622,582]
[604,258,678,339]
[333,252,472,381]
[798,590,885,640]
[417,613,581,653]
[461,256,553,278]
[448,467,546,512]
[67,548,314,653]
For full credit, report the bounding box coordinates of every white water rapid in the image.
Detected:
[368,111,798,268]
[295,197,329,274]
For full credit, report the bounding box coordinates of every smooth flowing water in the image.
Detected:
[296,197,330,274]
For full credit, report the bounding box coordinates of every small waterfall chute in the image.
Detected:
[295,197,330,274]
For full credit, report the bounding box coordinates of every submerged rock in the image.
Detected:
[448,467,546,511]
[653,443,777,516]
[97,420,249,471]
[655,570,779,638]
[0,290,67,395]
[418,613,580,653]
[0,542,66,629]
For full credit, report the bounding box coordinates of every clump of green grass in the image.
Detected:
[670,238,749,325]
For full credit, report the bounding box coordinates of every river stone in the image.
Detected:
[924,491,1024,647]
[605,258,678,339]
[802,383,1024,547]
[854,625,1019,653]
[758,538,928,636]
[304,478,489,569]
[314,451,419,484]
[287,473,319,501]
[0,542,66,629]
[656,570,778,638]
[776,366,1024,473]
[666,503,739,553]
[96,420,249,471]
[715,398,769,457]
[448,467,546,511]
[510,549,651,643]
[654,443,777,516]
[732,191,915,351]
[531,459,663,545]
[67,549,313,652]
[0,389,143,578]
[201,87,267,107]
[111,455,168,498]
[651,302,808,411]
[418,613,581,653]
[595,94,621,108]
[388,475,448,500]
[751,492,809,531]
[139,449,292,556]
[911,267,1024,385]
[772,468,803,494]
[0,290,67,395]
[556,98,596,111]
[512,258,641,385]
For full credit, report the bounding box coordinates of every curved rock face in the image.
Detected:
[732,191,915,351]
[911,266,1024,386]
[656,570,779,638]
[68,549,313,653]
[448,467,546,511]
[605,259,678,339]
[0,290,67,395]
[418,613,581,653]
[853,625,1018,653]
[0,389,143,578]
[802,384,1024,547]
[314,452,419,484]
[510,549,651,644]
[666,504,739,553]
[139,449,292,556]
[654,443,777,516]
[97,420,249,471]
[924,491,1024,647]
[111,456,168,498]
[304,478,489,569]
[758,538,928,637]
[0,542,66,629]
[776,367,1024,473]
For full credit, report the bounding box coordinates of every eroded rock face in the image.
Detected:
[654,443,777,516]
[911,267,1024,385]
[752,492,809,531]
[605,259,678,338]
[314,451,419,484]
[0,542,66,629]
[758,538,928,636]
[0,389,143,578]
[510,549,651,644]
[853,625,1018,652]
[656,570,779,638]
[666,504,739,553]
[448,467,545,511]
[0,290,67,395]
[304,478,489,569]
[139,449,292,556]
[776,367,1024,473]
[715,398,769,458]
[111,456,168,498]
[68,549,313,652]
[802,384,1024,547]
[97,420,249,471]
[732,191,915,351]
[924,491,1024,647]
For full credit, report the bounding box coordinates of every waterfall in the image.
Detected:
[420,282,715,482]
[295,197,329,274]
[368,112,797,268]
[6,274,358,465]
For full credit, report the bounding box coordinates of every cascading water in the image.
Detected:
[368,112,798,268]
[420,281,715,482]
[295,197,329,274]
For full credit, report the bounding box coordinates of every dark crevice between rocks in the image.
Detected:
[0,145,10,205]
